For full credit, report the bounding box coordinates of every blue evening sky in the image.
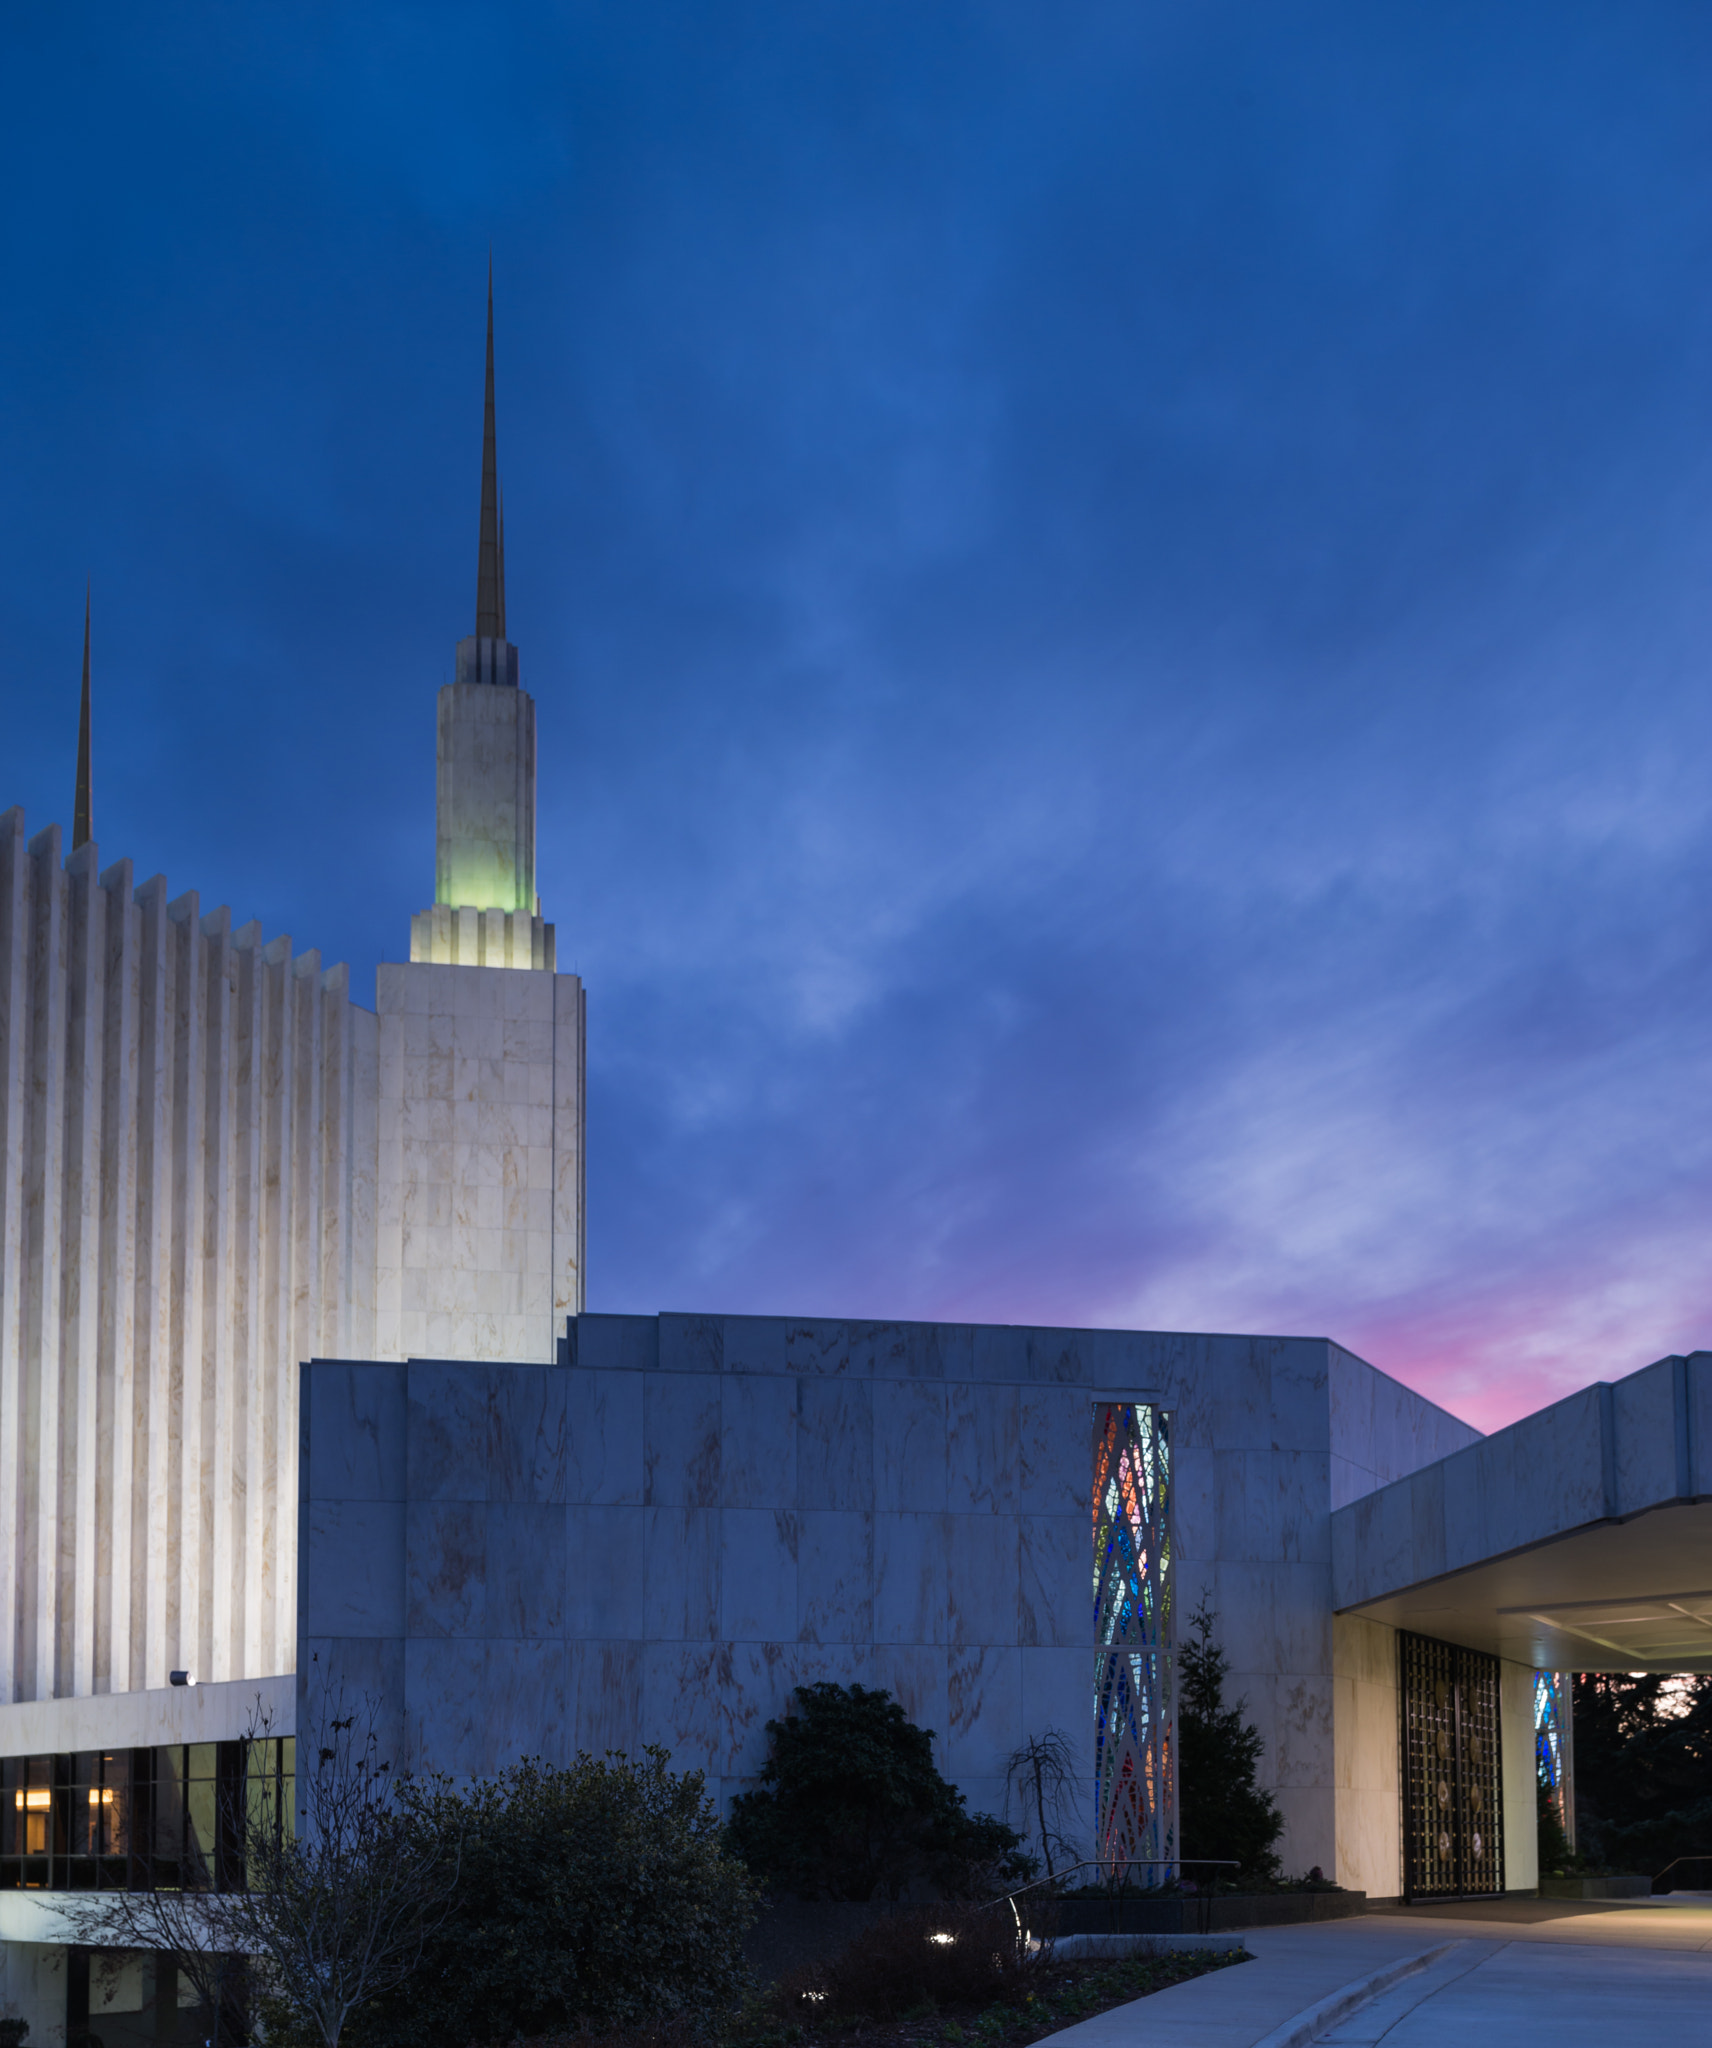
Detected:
[5,2,1712,1428]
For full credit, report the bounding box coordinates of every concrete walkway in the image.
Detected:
[1039,1895,1712,2047]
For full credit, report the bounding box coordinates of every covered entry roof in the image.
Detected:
[1332,1352,1712,1671]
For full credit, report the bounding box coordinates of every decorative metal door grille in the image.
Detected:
[1093,1401,1173,1877]
[1399,1632,1504,1900]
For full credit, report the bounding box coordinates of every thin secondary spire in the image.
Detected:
[475,260,503,638]
[497,481,507,641]
[72,581,93,851]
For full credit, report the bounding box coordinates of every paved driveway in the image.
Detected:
[1041,1895,1712,2048]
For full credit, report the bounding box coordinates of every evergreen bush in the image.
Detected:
[350,1749,759,2048]
[1177,1601,1284,1885]
[724,1682,1034,1900]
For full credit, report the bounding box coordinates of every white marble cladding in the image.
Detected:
[434,681,537,919]
[1331,1350,1712,1613]
[409,904,555,973]
[299,1313,1470,1881]
[1327,1343,1482,1509]
[373,963,585,1364]
[0,809,378,1705]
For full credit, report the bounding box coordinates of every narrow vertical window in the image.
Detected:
[1534,1670,1572,1845]
[1093,1401,1173,1877]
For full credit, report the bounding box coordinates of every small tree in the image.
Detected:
[1177,1600,1283,1884]
[1003,1730,1082,1879]
[72,1679,459,2048]
[230,1683,461,2048]
[350,1748,758,2048]
[725,1682,1034,1900]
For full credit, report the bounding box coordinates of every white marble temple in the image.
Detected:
[0,809,376,1706]
[299,1315,1508,1888]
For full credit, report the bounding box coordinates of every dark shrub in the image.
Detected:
[351,1749,759,2048]
[726,1683,1034,1901]
[782,1904,1027,2019]
[1177,1602,1284,1885]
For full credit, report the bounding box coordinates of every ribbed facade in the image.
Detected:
[0,808,378,1706]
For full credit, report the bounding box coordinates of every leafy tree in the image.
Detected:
[1573,1672,1712,1879]
[725,1682,1034,1900]
[352,1748,758,2048]
[1176,1600,1283,1884]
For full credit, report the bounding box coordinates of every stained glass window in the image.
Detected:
[1535,1670,1572,1841]
[1093,1401,1173,1879]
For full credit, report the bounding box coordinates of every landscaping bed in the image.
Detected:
[1051,1888,1366,1934]
[532,1944,1252,2048]
[1537,1875,1652,1900]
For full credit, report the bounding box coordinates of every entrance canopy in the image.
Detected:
[1332,1352,1712,1672]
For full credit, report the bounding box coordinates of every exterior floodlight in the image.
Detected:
[169,1670,196,1687]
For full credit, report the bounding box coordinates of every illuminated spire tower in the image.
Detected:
[410,270,554,970]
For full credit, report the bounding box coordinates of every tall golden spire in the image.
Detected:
[72,582,93,851]
[475,260,504,639]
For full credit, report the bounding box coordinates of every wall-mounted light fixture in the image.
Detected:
[169,1671,196,1687]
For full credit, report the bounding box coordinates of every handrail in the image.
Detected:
[1651,1854,1712,1889]
[984,1856,1245,1944]
[986,1856,1241,1910]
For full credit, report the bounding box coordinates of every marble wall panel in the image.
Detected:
[302,1501,404,1637]
[799,1378,873,1508]
[644,1373,722,1505]
[1692,1353,1712,1496]
[403,1636,489,1778]
[721,1317,789,1374]
[1500,1658,1538,1892]
[486,1639,571,1759]
[569,1639,641,1756]
[1271,1672,1335,1789]
[566,1367,644,1504]
[407,1362,491,1501]
[970,1326,1029,1383]
[715,1640,796,1777]
[1019,1514,1085,1649]
[1270,1784,1336,1882]
[1025,1328,1085,1384]
[298,1635,407,1766]
[642,1506,719,1641]
[1019,1385,1088,1517]
[720,1510,799,1641]
[947,1384,1019,1512]
[797,1511,873,1643]
[945,1513,1021,1646]
[874,1513,948,1645]
[570,1314,659,1375]
[873,1381,948,1511]
[1020,1647,1093,1754]
[1171,1446,1217,1564]
[658,1313,724,1374]
[871,1645,952,1763]
[307,1364,406,1503]
[1405,1462,1447,1582]
[638,1643,724,1775]
[945,1644,1022,1780]
[1613,1358,1677,1514]
[489,1365,567,1502]
[1166,1336,1269,1452]
[487,1502,565,1638]
[566,1505,646,1640]
[1268,1341,1331,1453]
[406,1501,485,1638]
[722,1374,798,1507]
[794,1641,875,1691]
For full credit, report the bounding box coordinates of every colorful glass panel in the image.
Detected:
[1092,1401,1173,1878]
[1535,1669,1571,1835]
